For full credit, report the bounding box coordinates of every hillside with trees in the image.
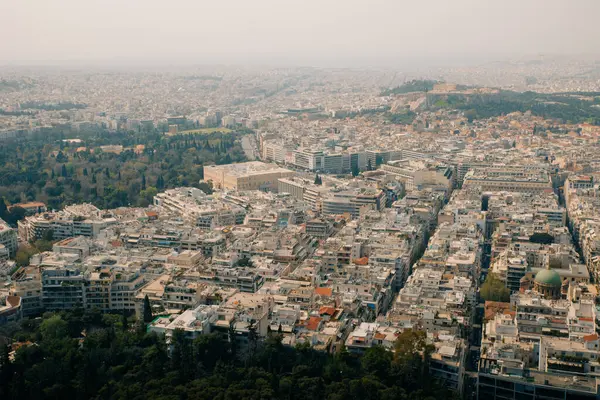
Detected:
[0,310,457,400]
[0,127,248,212]
[381,80,438,96]
[429,90,600,125]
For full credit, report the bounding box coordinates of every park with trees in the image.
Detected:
[0,126,248,214]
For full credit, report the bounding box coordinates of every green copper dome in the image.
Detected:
[534,268,562,288]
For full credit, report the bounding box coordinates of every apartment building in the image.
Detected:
[463,168,552,194]
[0,218,18,257]
[381,159,454,194]
[9,266,43,316]
[18,204,116,241]
[153,188,246,229]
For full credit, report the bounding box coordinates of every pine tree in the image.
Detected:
[367,159,373,171]
[61,164,68,177]
[143,294,153,323]
[141,174,146,190]
[121,310,128,332]
[105,167,110,178]
[0,198,8,220]
[83,167,88,176]
[51,169,55,179]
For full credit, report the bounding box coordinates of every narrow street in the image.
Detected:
[241,135,258,160]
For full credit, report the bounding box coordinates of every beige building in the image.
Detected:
[463,167,552,194]
[204,161,295,191]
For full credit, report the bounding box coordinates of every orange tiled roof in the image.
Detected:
[314,287,333,297]
[353,257,369,265]
[306,316,322,331]
[583,333,598,342]
[319,306,335,316]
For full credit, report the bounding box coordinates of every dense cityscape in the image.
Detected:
[3,2,600,399]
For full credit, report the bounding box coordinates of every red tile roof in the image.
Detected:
[583,333,598,342]
[319,306,335,316]
[306,316,322,331]
[314,287,332,297]
[353,257,369,265]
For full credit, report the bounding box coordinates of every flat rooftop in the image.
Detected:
[205,161,293,177]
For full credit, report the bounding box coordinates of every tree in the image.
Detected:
[367,159,373,171]
[6,206,26,225]
[351,164,360,177]
[61,164,68,177]
[394,329,428,362]
[314,174,322,185]
[40,315,68,340]
[33,239,53,252]
[15,245,37,267]
[2,308,454,400]
[42,229,54,242]
[228,319,238,361]
[0,198,7,220]
[198,181,213,195]
[143,294,153,323]
[464,109,477,123]
[235,256,253,268]
[138,187,158,207]
[156,175,165,190]
[480,273,510,302]
[121,310,128,332]
[141,174,146,190]
[529,232,554,245]
[362,345,392,377]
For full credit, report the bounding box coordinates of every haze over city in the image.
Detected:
[3,0,600,67]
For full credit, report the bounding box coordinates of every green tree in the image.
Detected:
[15,245,37,267]
[138,187,158,207]
[0,198,8,220]
[362,345,392,377]
[235,256,253,268]
[121,310,128,332]
[40,315,68,340]
[142,294,153,323]
[198,181,213,194]
[480,273,511,302]
[314,174,322,185]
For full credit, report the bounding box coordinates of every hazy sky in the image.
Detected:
[2,0,599,67]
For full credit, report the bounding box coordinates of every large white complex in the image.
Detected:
[204,161,295,191]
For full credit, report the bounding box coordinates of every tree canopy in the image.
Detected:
[0,310,457,400]
[480,273,511,302]
[0,126,248,212]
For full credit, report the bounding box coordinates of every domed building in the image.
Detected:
[533,265,563,299]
